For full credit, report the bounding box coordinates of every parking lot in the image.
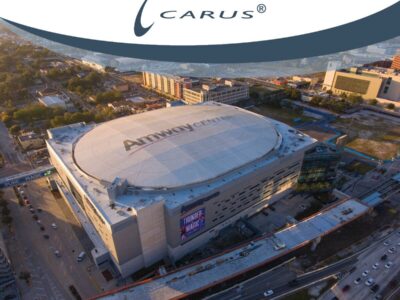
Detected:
[4,178,115,299]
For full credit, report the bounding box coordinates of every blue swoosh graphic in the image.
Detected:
[134,0,154,37]
[2,1,400,63]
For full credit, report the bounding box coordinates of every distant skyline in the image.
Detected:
[1,20,400,78]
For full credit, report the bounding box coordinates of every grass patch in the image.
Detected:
[250,104,316,126]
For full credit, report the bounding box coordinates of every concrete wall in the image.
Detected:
[164,150,307,262]
[136,201,168,267]
[331,71,383,100]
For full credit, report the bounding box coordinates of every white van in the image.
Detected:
[77,251,86,262]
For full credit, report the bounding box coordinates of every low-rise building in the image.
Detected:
[18,132,45,151]
[183,80,249,105]
[38,94,71,109]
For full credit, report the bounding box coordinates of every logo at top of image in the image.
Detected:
[134,0,267,37]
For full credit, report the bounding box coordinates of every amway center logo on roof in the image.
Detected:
[134,0,267,37]
[123,116,233,153]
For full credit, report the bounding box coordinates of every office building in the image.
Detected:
[323,67,400,101]
[183,80,249,105]
[297,144,341,192]
[46,102,316,277]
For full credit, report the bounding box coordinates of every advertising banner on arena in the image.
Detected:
[180,208,206,240]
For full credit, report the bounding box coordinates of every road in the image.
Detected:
[0,122,31,178]
[4,178,110,300]
[207,255,357,300]
[322,230,400,300]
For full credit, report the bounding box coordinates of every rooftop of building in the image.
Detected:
[18,132,43,142]
[338,66,400,78]
[186,80,248,94]
[95,199,369,300]
[47,103,316,225]
[73,103,281,189]
[39,95,67,106]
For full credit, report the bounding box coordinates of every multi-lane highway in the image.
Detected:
[322,230,400,300]
[207,255,357,300]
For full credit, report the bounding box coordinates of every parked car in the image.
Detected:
[388,247,396,254]
[385,261,393,269]
[263,290,274,297]
[372,262,379,270]
[54,250,61,257]
[68,285,82,300]
[362,270,370,277]
[371,284,380,293]
[354,277,361,285]
[77,252,86,262]
[381,254,388,261]
[342,285,351,292]
[51,223,57,229]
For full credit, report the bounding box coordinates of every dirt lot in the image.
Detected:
[333,111,400,160]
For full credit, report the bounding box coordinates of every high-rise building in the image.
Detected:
[391,55,400,71]
[142,72,192,99]
[297,144,341,192]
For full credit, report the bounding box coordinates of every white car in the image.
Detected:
[372,262,379,270]
[354,277,361,285]
[388,247,396,254]
[362,270,370,277]
[385,261,393,269]
[384,240,390,246]
[263,290,274,297]
[51,223,57,229]
[54,250,61,257]
[365,278,374,286]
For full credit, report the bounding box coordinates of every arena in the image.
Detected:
[46,102,317,277]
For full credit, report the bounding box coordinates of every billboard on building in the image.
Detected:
[180,208,206,241]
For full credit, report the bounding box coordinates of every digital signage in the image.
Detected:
[180,208,206,241]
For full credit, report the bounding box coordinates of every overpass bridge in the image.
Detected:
[0,165,56,189]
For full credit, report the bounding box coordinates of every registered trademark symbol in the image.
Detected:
[257,4,267,13]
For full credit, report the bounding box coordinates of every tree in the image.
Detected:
[2,215,12,225]
[286,88,301,100]
[0,199,8,207]
[19,271,31,284]
[1,206,10,216]
[9,124,21,135]
[386,103,396,110]
[368,99,378,106]
[347,94,363,105]
[250,91,259,99]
